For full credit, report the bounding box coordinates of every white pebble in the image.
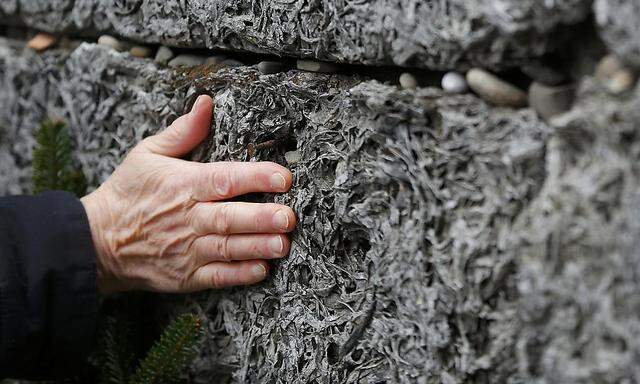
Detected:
[168,54,205,68]
[607,69,636,95]
[595,54,624,82]
[441,72,468,93]
[296,60,339,73]
[285,150,302,165]
[399,73,418,90]
[97,35,127,52]
[154,46,174,65]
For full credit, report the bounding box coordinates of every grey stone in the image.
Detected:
[130,45,152,58]
[258,61,285,75]
[399,72,418,90]
[296,60,339,73]
[97,35,127,52]
[0,0,593,70]
[154,46,174,65]
[168,54,205,68]
[284,150,301,165]
[467,68,528,108]
[595,0,640,69]
[528,82,576,121]
[441,72,468,93]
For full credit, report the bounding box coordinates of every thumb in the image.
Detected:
[138,95,213,157]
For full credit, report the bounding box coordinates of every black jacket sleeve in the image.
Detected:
[0,191,98,379]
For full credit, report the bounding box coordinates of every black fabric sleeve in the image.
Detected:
[0,191,98,380]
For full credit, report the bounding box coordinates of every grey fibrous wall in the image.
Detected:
[1,1,640,383]
[1,0,592,69]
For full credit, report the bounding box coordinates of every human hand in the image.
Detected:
[81,95,296,294]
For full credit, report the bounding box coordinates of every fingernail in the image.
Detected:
[253,264,267,278]
[269,172,287,190]
[191,95,205,115]
[269,236,284,255]
[273,210,289,231]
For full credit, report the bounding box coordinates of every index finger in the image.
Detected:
[190,161,293,201]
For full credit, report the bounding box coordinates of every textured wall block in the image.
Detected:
[0,0,592,70]
[2,40,640,383]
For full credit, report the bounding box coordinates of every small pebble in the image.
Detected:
[466,68,527,108]
[258,61,285,74]
[606,69,636,95]
[285,150,302,165]
[399,73,418,90]
[168,54,205,68]
[154,46,174,65]
[528,82,576,121]
[97,35,127,52]
[130,45,152,58]
[441,71,468,93]
[204,55,227,65]
[296,59,339,73]
[221,59,244,67]
[594,54,637,95]
[27,32,58,52]
[595,54,625,82]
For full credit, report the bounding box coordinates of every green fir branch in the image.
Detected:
[129,314,203,384]
[99,316,138,384]
[32,118,86,196]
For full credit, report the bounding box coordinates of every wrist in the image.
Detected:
[81,189,120,294]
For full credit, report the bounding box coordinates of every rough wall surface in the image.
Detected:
[595,0,640,68]
[0,0,592,70]
[513,79,640,383]
[2,39,640,383]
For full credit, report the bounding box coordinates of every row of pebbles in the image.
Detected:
[399,56,637,121]
[27,33,639,124]
[94,35,248,69]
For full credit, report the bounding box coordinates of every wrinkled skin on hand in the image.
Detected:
[81,96,296,294]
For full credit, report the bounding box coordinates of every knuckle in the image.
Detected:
[215,235,233,262]
[210,267,225,289]
[214,204,234,234]
[252,239,265,257]
[213,168,233,199]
